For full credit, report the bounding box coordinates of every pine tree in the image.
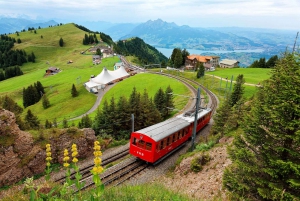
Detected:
[59,37,64,47]
[42,94,50,109]
[154,87,165,118]
[78,115,92,128]
[197,62,205,78]
[223,52,300,200]
[0,70,5,81]
[2,95,23,115]
[174,51,183,68]
[229,74,245,107]
[164,85,174,118]
[25,109,40,129]
[71,84,78,97]
[62,118,68,128]
[45,119,52,129]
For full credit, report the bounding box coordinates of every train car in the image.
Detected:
[129,107,212,164]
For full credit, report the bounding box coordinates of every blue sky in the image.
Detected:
[0,0,299,30]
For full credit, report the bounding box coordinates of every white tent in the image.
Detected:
[84,65,130,92]
[91,67,116,84]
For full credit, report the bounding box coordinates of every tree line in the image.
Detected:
[23,81,45,108]
[82,33,99,45]
[250,55,278,68]
[0,66,23,81]
[92,86,174,140]
[168,48,190,68]
[0,34,36,70]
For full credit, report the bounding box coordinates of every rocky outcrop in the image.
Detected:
[0,109,96,187]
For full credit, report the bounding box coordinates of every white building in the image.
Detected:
[219,59,239,68]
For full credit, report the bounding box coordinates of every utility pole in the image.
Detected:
[131,114,134,132]
[191,88,200,151]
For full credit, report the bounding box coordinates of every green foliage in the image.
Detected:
[42,94,50,109]
[114,37,167,64]
[250,55,279,68]
[59,37,64,47]
[174,50,183,68]
[4,66,23,79]
[62,117,68,128]
[195,140,216,152]
[1,95,23,114]
[71,84,78,97]
[154,87,165,117]
[223,53,300,200]
[196,62,205,78]
[23,81,44,108]
[99,32,113,46]
[44,119,52,129]
[25,109,40,129]
[229,74,245,107]
[78,114,92,128]
[190,153,211,173]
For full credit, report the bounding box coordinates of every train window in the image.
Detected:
[159,141,163,150]
[133,138,137,145]
[163,139,167,149]
[179,130,182,139]
[138,140,145,148]
[146,142,152,151]
[167,137,171,146]
[185,127,189,134]
[175,132,178,141]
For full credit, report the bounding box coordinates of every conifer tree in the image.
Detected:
[25,109,40,129]
[62,118,68,128]
[197,62,205,78]
[42,94,50,109]
[154,87,165,118]
[45,119,52,129]
[229,74,245,107]
[164,85,174,118]
[223,53,300,200]
[71,84,78,97]
[78,115,92,128]
[59,37,64,47]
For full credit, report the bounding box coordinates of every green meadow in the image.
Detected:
[205,67,272,84]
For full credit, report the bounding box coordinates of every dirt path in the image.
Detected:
[206,74,261,87]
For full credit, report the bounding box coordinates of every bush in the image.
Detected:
[190,153,211,173]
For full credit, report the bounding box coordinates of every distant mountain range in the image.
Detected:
[0,17,58,34]
[0,17,298,66]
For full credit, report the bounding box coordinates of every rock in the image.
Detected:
[0,109,97,187]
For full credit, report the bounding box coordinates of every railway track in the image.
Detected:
[54,146,130,184]
[73,158,148,193]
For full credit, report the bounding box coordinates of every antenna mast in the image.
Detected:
[292,32,299,53]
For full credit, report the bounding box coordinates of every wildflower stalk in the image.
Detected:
[71,143,84,198]
[91,141,104,199]
[45,144,52,181]
[63,149,72,185]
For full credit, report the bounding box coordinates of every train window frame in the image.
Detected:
[167,136,171,146]
[133,138,137,145]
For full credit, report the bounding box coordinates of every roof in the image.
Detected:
[135,118,190,142]
[85,65,129,86]
[93,55,101,59]
[47,67,57,71]
[136,108,211,142]
[220,59,239,65]
[187,55,212,63]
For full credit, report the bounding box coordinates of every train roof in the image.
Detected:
[134,117,190,142]
[176,107,211,123]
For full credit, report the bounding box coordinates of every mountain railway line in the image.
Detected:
[53,69,218,191]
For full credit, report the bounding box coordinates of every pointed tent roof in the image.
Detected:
[91,67,116,84]
[110,65,129,78]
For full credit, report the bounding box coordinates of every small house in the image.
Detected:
[46,67,59,75]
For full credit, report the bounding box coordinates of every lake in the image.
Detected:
[156,47,265,58]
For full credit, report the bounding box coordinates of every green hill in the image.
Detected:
[0,23,188,124]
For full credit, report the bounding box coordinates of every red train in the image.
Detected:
[129,107,212,164]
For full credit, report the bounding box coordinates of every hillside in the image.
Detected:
[114,37,168,64]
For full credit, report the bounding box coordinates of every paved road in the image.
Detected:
[69,84,116,121]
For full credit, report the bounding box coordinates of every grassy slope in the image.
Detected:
[206,67,272,84]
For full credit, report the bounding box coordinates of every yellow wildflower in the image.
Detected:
[46,152,51,157]
[46,162,51,167]
[63,149,69,156]
[72,157,78,163]
[63,163,70,168]
[96,166,103,174]
[72,151,78,157]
